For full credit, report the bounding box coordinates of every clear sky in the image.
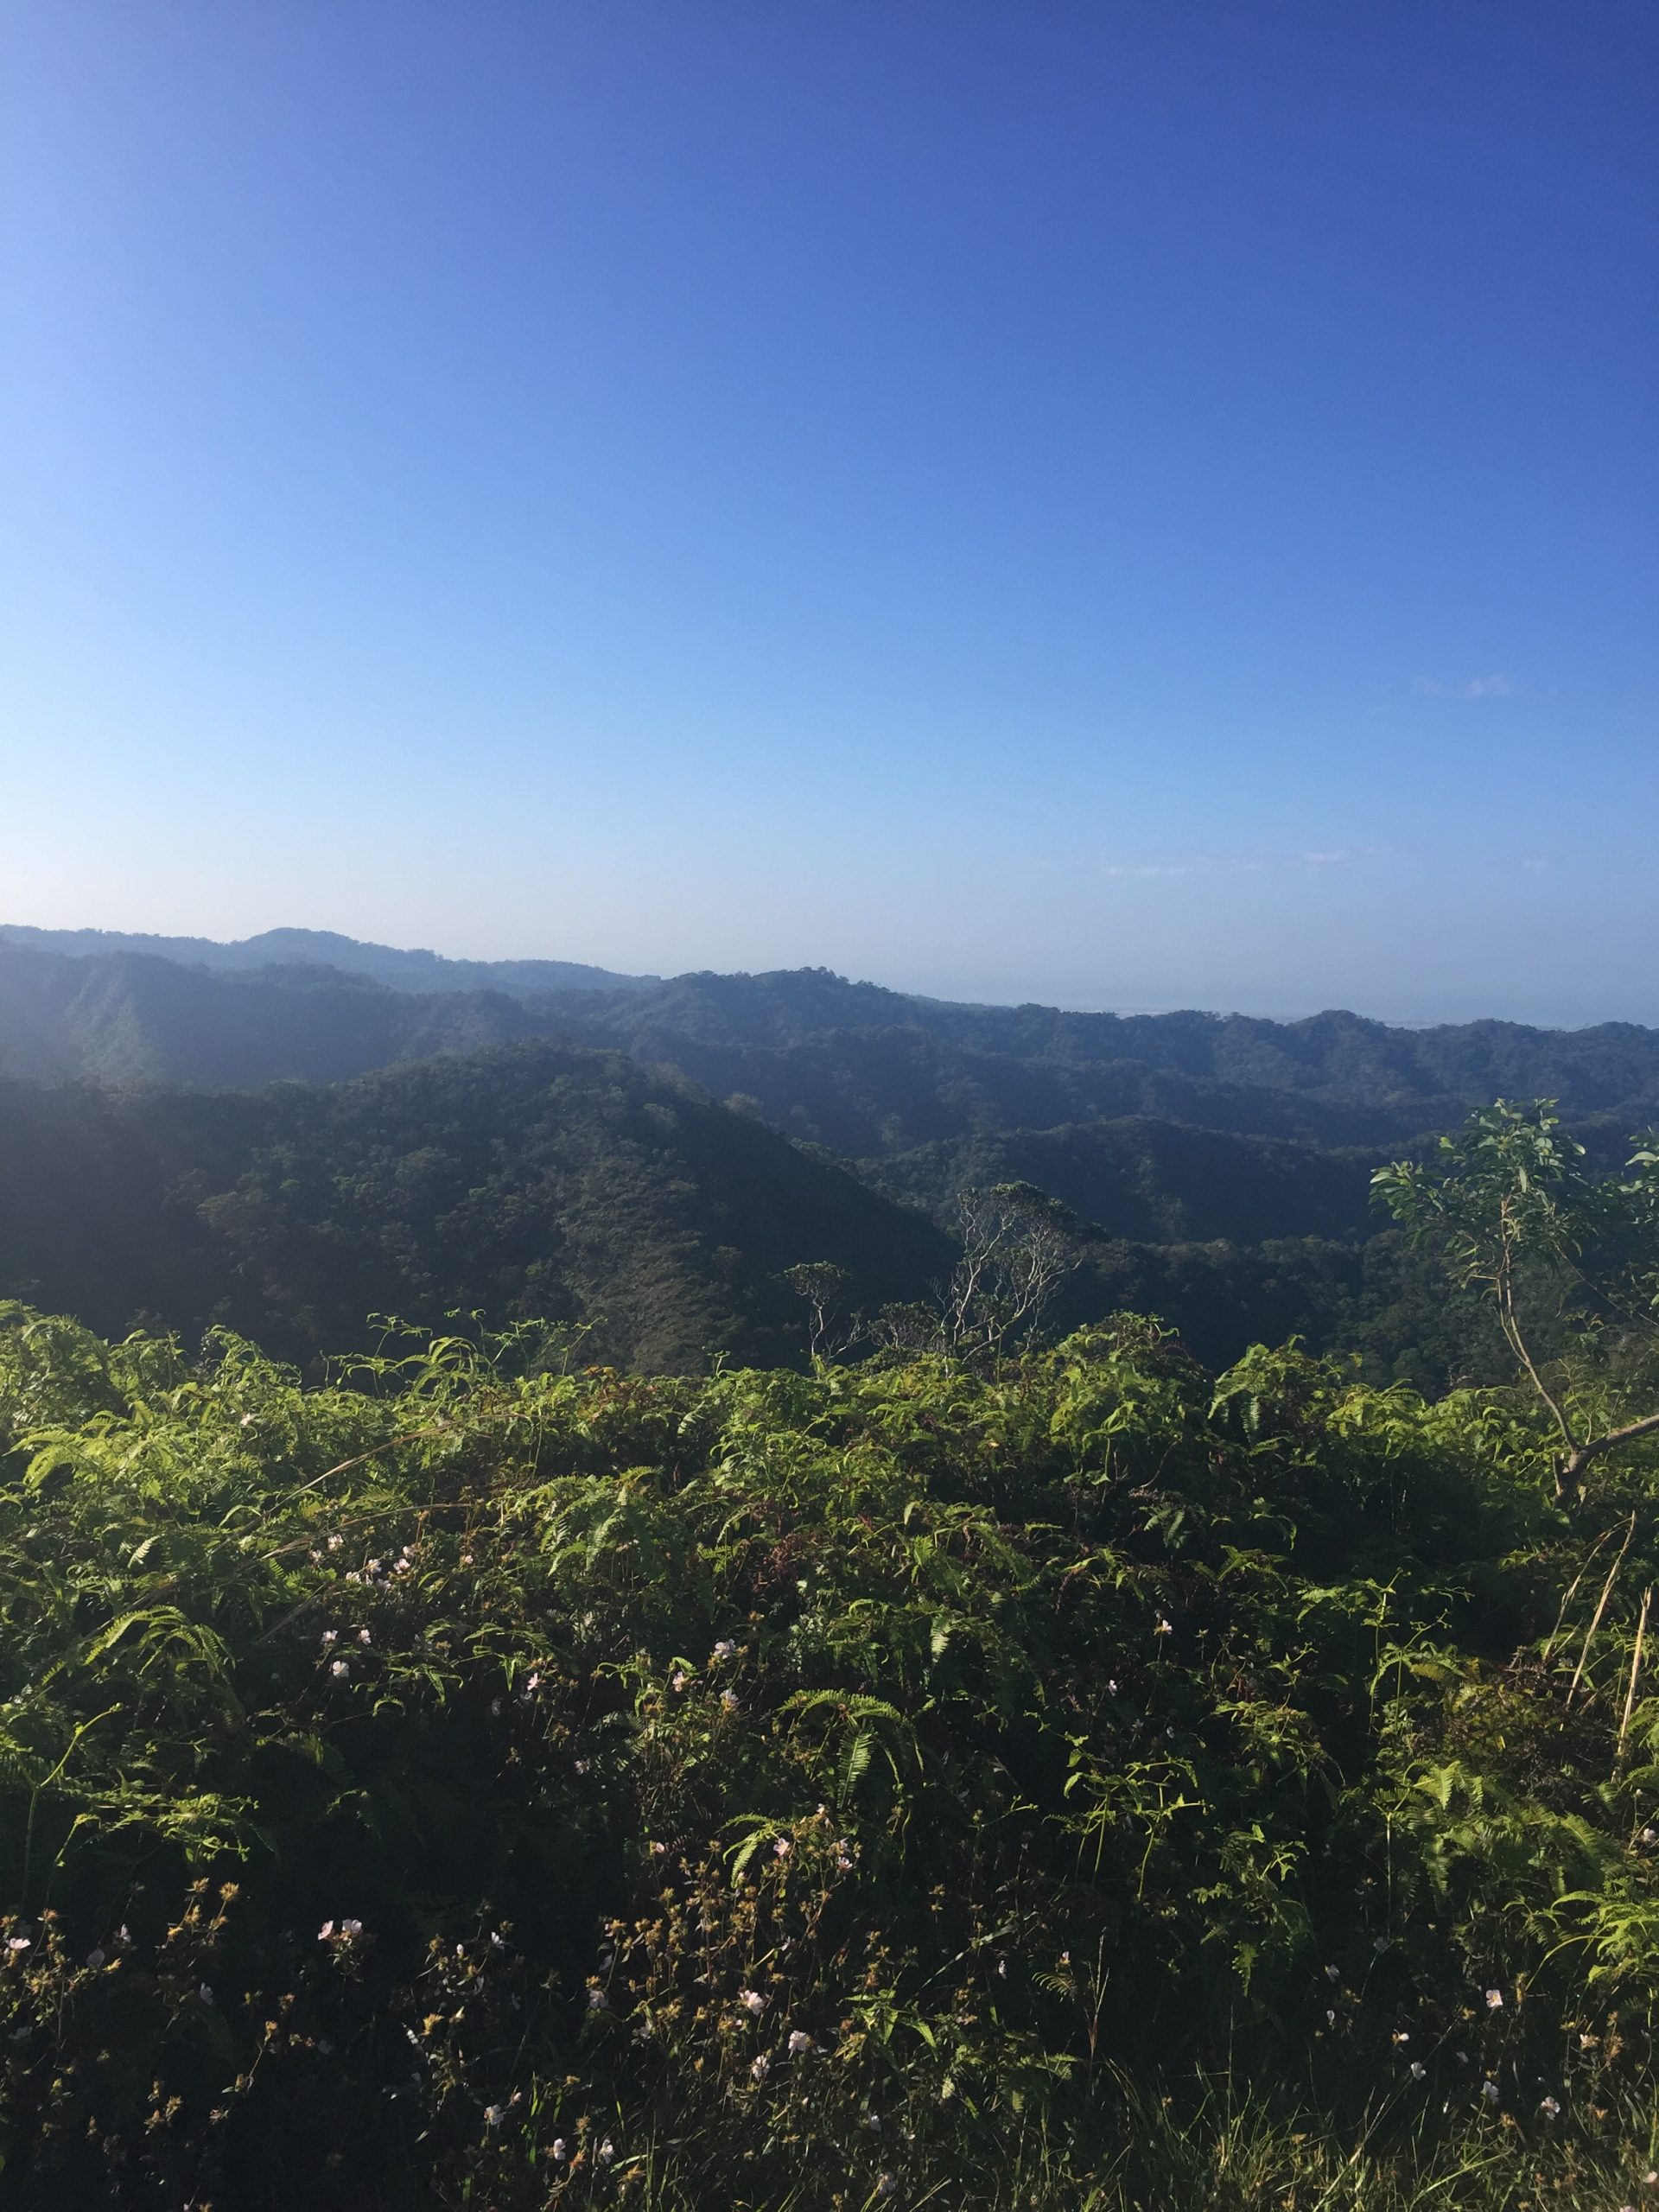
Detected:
[2,2,1655,1025]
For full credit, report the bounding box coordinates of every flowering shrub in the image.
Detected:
[0,1306,1656,2205]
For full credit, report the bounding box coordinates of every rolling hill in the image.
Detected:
[0,1042,952,1370]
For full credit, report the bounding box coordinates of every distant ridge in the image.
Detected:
[1,932,1656,1144]
[0,924,656,1000]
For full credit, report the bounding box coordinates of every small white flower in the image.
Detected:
[876,2177,897,2198]
[596,2139,614,2164]
[750,2052,770,2081]
[1484,1988,1503,2010]
[863,2111,881,2130]
[344,1572,360,1585]
[6,1936,29,1953]
[1325,1965,1340,1983]
[671,1670,687,1690]
[1325,2009,1336,2026]
[340,1918,363,1939]
[1481,2080,1499,2103]
[1410,2061,1426,2079]
[836,1853,853,1871]
[588,1985,608,2009]
[740,1988,766,2014]
[357,1629,372,1646]
[318,1921,335,1941]
[713,1639,736,1661]
[484,2104,505,2128]
[772,1837,791,1858]
[321,1630,338,1646]
[1392,2031,1409,2044]
[1642,1827,1656,1844]
[327,1534,343,1552]
[721,1688,738,1711]
[199,1982,214,2004]
[1154,1617,1173,1635]
[786,2029,812,2056]
[550,2139,567,2162]
[460,1552,474,1567]
[331,1659,349,1679]
[1539,2095,1560,2118]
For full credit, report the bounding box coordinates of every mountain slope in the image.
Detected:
[0,943,550,1085]
[0,923,652,998]
[528,969,1659,1135]
[0,1044,952,1370]
[6,938,1656,1143]
[865,1117,1386,1245]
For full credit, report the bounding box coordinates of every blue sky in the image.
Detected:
[2,1,1655,1023]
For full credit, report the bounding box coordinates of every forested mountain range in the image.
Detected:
[4,933,1658,1140]
[538,966,1659,1148]
[0,928,1650,1382]
[0,922,651,997]
[0,1044,949,1370]
[0,941,544,1087]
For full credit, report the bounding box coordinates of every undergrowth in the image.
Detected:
[0,1303,1656,2207]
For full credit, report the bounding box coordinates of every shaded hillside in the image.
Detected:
[529,968,1659,1141]
[0,1045,952,1370]
[556,1018,1423,1152]
[0,944,544,1085]
[3,941,1655,1153]
[0,923,652,997]
[864,1116,1386,1244]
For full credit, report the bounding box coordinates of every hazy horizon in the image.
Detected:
[2,912,1649,1034]
[3,3,1655,1029]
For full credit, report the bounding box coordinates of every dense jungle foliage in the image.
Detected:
[3,1217,1659,2207]
[0,1049,950,1374]
[0,1045,1512,1388]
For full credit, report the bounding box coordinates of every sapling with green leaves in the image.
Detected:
[1373,1101,1659,1499]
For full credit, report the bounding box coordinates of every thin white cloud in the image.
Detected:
[1415,672,1514,700]
[1097,846,1393,880]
